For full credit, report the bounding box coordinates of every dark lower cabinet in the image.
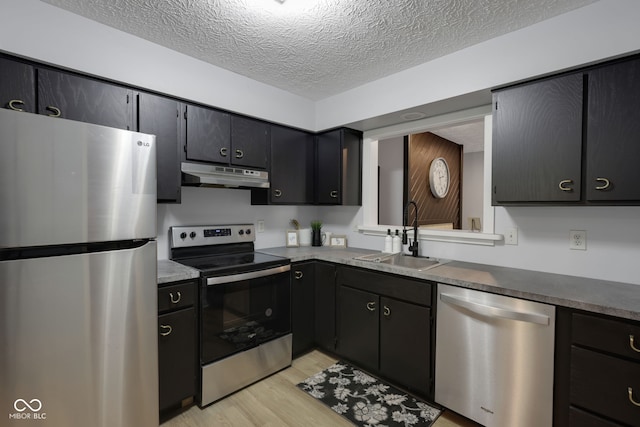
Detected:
[314,261,337,352]
[291,262,316,356]
[37,68,133,130]
[158,280,197,414]
[0,56,35,113]
[555,308,640,427]
[336,266,434,398]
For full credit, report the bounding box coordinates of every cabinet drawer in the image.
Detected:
[571,346,640,426]
[337,266,431,306]
[569,406,625,427]
[158,281,196,313]
[573,313,640,361]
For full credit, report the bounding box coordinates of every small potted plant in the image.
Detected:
[311,220,323,246]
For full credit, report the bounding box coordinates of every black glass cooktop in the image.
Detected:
[177,251,289,276]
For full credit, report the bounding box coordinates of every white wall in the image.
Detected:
[461,151,484,230]
[378,137,404,225]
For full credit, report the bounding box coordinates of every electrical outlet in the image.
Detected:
[505,228,518,245]
[257,220,265,233]
[570,230,586,250]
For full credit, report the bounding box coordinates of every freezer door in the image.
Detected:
[0,241,158,427]
[0,108,156,248]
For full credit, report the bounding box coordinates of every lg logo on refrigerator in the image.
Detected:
[137,140,150,147]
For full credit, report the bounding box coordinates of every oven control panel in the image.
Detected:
[170,224,255,248]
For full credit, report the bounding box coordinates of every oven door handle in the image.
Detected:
[206,264,291,285]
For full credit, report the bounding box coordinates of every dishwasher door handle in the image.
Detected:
[440,292,550,325]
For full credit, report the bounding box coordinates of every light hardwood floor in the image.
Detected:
[162,350,480,427]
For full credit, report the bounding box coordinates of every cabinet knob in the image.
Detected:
[558,179,574,192]
[366,301,376,311]
[160,324,172,336]
[8,99,25,112]
[45,106,61,117]
[629,387,640,407]
[330,190,338,198]
[595,177,611,190]
[383,306,391,317]
[169,291,181,304]
[220,147,228,157]
[630,335,640,353]
[294,270,303,280]
[274,189,282,197]
[235,149,244,159]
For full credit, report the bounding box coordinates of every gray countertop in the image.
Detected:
[157,247,640,321]
[258,246,640,322]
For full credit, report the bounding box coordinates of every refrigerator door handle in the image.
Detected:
[440,292,550,325]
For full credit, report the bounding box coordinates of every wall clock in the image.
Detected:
[429,157,450,198]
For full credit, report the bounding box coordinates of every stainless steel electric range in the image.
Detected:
[169,224,292,406]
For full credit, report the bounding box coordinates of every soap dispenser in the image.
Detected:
[392,229,402,253]
[384,229,393,253]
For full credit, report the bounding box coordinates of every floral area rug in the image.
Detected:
[296,361,441,427]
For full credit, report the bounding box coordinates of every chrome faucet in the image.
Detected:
[402,200,419,257]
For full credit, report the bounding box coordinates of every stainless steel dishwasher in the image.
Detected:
[435,284,555,427]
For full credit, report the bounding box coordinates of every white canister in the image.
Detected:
[298,228,312,246]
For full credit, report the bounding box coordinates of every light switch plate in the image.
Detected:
[257,220,265,233]
[505,228,518,245]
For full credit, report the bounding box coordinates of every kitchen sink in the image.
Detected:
[354,253,448,271]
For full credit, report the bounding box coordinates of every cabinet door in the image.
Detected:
[380,296,431,396]
[492,74,583,203]
[0,57,35,113]
[158,307,196,411]
[291,262,315,356]
[337,286,379,372]
[587,58,640,202]
[138,92,182,203]
[185,104,230,164]
[37,68,133,130]
[314,262,336,351]
[230,115,268,169]
[269,125,314,204]
[315,129,342,204]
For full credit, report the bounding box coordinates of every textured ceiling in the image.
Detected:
[40,0,596,101]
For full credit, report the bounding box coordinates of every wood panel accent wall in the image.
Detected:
[405,132,462,229]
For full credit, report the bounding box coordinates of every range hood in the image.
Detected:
[181,162,269,189]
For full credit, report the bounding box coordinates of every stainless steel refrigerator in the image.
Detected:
[0,108,158,427]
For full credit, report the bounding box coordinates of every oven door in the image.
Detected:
[200,264,291,364]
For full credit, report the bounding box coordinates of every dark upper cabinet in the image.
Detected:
[230,115,269,169]
[315,128,362,205]
[185,104,230,164]
[260,125,314,204]
[586,57,640,202]
[137,92,182,203]
[37,68,133,130]
[0,56,35,113]
[492,73,584,204]
[291,262,316,356]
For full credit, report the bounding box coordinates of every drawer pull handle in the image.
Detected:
[160,325,172,336]
[330,190,338,198]
[8,99,25,111]
[220,147,228,157]
[366,301,376,311]
[595,177,611,190]
[235,149,244,159]
[629,387,640,407]
[46,106,61,117]
[558,179,573,192]
[383,306,391,317]
[294,270,303,280]
[274,189,282,197]
[169,291,181,304]
[630,335,640,353]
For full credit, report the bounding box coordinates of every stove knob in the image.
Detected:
[245,228,252,235]
[180,232,187,239]
[190,232,196,239]
[238,229,244,235]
